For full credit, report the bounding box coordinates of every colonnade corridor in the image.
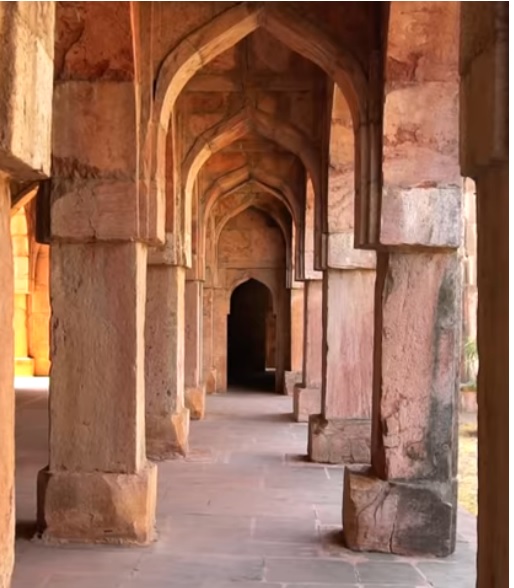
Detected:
[13,379,476,588]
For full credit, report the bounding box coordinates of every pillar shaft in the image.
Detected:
[284,286,304,395]
[145,264,189,458]
[202,286,217,393]
[212,289,229,393]
[343,251,461,556]
[0,177,14,586]
[38,242,156,544]
[308,268,374,464]
[185,279,206,419]
[293,280,322,422]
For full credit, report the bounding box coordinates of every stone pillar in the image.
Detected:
[284,285,304,396]
[274,288,289,394]
[343,3,463,557]
[145,262,190,459]
[343,252,461,556]
[38,243,157,544]
[460,4,508,584]
[308,267,374,464]
[202,286,217,394]
[293,280,322,422]
[0,177,14,587]
[185,279,206,419]
[212,288,229,392]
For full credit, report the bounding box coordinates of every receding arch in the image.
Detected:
[199,176,297,284]
[155,4,367,129]
[214,199,291,276]
[181,107,319,250]
[227,277,276,390]
[151,2,366,251]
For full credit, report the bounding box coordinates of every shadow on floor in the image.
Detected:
[228,369,276,392]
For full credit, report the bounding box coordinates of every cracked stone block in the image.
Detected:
[342,466,457,556]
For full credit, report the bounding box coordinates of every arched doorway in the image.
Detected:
[227,279,275,391]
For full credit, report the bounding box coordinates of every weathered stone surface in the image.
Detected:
[146,407,190,461]
[289,287,304,372]
[49,242,147,474]
[301,280,322,389]
[0,177,14,588]
[185,385,206,420]
[293,385,320,423]
[185,280,203,396]
[146,264,190,459]
[343,467,456,557]
[0,3,55,179]
[324,232,376,270]
[205,368,217,395]
[37,463,157,545]
[372,252,461,482]
[284,370,301,397]
[308,415,371,464]
[322,269,374,421]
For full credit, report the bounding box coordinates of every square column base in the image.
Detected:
[205,369,217,395]
[343,466,457,557]
[146,407,190,460]
[308,415,371,464]
[37,463,157,545]
[284,371,302,396]
[293,385,321,422]
[185,385,206,420]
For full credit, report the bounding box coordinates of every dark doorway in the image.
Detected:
[227,279,275,391]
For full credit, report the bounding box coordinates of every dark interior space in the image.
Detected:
[227,279,275,391]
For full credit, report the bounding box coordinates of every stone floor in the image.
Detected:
[12,378,477,588]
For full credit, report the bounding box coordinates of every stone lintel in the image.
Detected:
[293,385,321,423]
[185,385,206,420]
[308,415,371,464]
[343,466,457,557]
[323,232,377,270]
[146,407,190,460]
[37,463,157,545]
[284,370,302,396]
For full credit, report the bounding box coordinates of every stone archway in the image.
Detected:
[227,279,275,391]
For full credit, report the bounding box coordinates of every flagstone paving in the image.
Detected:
[12,382,476,588]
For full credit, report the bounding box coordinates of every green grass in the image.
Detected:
[458,421,478,516]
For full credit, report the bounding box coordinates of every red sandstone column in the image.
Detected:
[145,258,190,458]
[343,4,462,553]
[0,176,14,586]
[184,279,206,419]
[38,242,157,544]
[283,285,304,396]
[202,286,217,393]
[308,266,375,464]
[293,280,322,421]
[343,252,461,556]
[212,288,229,392]
[274,287,289,394]
[38,50,157,542]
